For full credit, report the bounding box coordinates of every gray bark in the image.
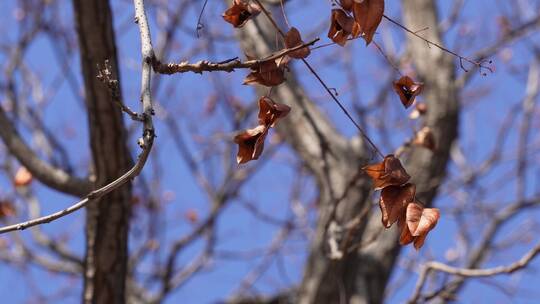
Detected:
[72,0,133,303]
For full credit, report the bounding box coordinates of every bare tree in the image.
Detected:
[0,0,540,303]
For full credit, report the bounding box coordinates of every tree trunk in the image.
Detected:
[72,0,133,303]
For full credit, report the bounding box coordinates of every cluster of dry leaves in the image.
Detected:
[363,155,440,249]
[234,97,290,164]
[329,0,384,46]
[221,0,440,249]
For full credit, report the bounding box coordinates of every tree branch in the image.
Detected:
[408,242,540,303]
[0,0,156,235]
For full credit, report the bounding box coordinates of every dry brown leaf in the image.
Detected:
[340,0,354,12]
[0,201,16,219]
[258,97,291,128]
[379,183,416,228]
[243,59,285,87]
[352,0,385,45]
[14,167,32,187]
[362,154,411,190]
[234,125,268,164]
[398,216,414,245]
[328,9,355,46]
[405,202,440,249]
[222,0,261,28]
[393,75,424,109]
[284,27,311,59]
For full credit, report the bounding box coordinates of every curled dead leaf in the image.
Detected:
[362,154,410,190]
[258,97,291,128]
[352,0,385,45]
[222,0,261,28]
[234,125,268,164]
[328,9,355,46]
[14,167,32,187]
[243,59,285,87]
[393,76,424,109]
[380,183,416,228]
[405,202,440,249]
[413,126,436,151]
[285,27,311,59]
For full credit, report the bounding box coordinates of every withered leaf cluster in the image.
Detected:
[329,0,385,46]
[243,27,310,87]
[393,76,436,152]
[363,155,440,249]
[234,97,291,164]
[243,59,286,87]
[221,9,309,164]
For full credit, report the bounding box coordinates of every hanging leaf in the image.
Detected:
[234,125,268,164]
[258,97,291,128]
[222,0,261,28]
[284,27,311,59]
[243,59,285,87]
[362,154,410,190]
[379,183,416,228]
[398,217,414,245]
[14,167,32,187]
[393,75,424,109]
[352,0,385,45]
[328,9,355,46]
[405,202,440,249]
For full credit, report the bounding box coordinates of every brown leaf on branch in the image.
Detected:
[234,125,269,164]
[328,9,356,46]
[258,97,291,128]
[284,27,311,59]
[404,202,440,249]
[393,75,424,109]
[14,167,33,187]
[352,0,385,45]
[380,183,416,228]
[362,154,410,190]
[222,0,261,28]
[243,59,285,87]
[413,126,436,151]
[0,201,16,219]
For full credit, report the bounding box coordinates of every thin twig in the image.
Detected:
[196,0,209,38]
[408,242,540,303]
[152,38,320,74]
[0,0,156,235]
[383,14,493,75]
